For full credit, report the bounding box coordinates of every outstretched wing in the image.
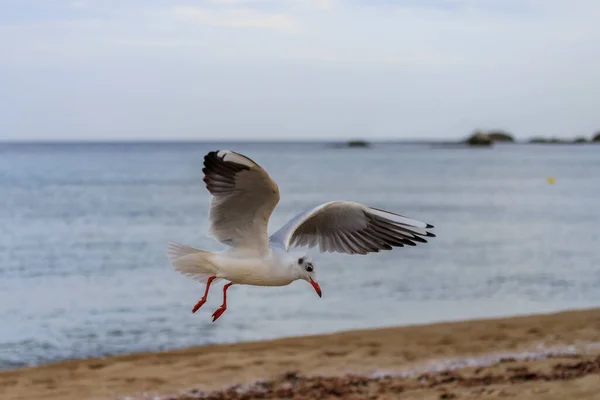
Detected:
[269,201,435,255]
[203,150,280,256]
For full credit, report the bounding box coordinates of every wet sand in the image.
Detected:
[172,354,600,399]
[1,308,599,400]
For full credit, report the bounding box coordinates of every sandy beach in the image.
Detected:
[1,308,599,400]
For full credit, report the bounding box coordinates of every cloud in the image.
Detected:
[173,6,301,33]
[206,0,335,11]
[69,0,88,8]
[1,0,600,140]
[207,0,270,4]
[296,0,335,10]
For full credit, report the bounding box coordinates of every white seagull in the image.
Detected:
[167,150,435,322]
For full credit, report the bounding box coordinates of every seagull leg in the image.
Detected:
[192,276,216,313]
[211,282,233,322]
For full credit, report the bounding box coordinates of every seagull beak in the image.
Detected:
[309,278,322,298]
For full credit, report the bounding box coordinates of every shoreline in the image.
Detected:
[1,308,600,399]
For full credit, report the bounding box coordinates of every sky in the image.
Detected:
[0,0,599,141]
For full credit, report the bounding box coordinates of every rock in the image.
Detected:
[465,131,493,147]
[529,137,569,144]
[487,131,515,142]
[529,137,548,144]
[345,140,370,148]
[549,138,568,144]
[593,132,600,142]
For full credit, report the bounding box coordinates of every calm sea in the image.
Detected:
[1,142,599,369]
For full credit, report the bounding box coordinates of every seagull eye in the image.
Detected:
[305,264,313,272]
[297,257,304,265]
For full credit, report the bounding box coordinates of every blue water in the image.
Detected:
[1,142,599,370]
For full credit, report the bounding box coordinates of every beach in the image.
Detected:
[4,0,600,395]
[1,308,599,400]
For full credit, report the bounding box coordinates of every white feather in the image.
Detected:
[167,242,221,284]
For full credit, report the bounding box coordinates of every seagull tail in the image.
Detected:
[167,242,221,284]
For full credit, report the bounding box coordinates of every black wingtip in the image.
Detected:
[426,232,436,237]
[410,235,428,244]
[204,150,225,159]
[426,223,434,229]
[203,151,219,165]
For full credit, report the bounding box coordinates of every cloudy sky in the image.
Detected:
[1,0,599,141]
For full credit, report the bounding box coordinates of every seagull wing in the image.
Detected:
[203,150,280,256]
[269,201,435,255]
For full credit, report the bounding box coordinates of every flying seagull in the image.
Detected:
[168,150,435,321]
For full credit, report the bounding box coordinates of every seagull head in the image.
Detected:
[293,255,321,298]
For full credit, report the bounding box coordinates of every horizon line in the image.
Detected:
[0,138,457,144]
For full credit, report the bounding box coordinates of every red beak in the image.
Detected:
[309,278,322,298]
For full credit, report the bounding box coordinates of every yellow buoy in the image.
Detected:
[547,176,556,184]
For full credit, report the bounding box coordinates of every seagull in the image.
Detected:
[167,150,435,322]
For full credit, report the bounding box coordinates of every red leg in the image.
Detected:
[211,282,233,322]
[192,276,216,313]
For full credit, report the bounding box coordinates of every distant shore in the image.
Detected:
[334,130,600,148]
[1,308,599,400]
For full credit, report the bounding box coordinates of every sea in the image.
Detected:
[1,141,599,370]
